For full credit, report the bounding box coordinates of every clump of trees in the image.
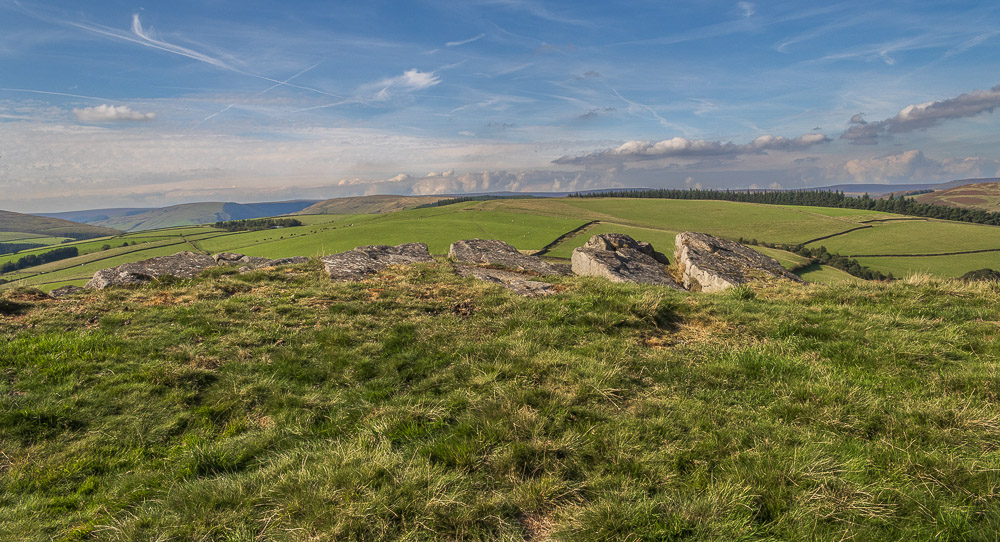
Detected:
[214,218,303,232]
[0,246,79,273]
[0,243,46,255]
[572,188,1000,226]
[739,238,892,281]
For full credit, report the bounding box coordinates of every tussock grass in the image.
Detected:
[1,262,999,540]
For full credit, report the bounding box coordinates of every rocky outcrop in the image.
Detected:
[448,239,563,276]
[571,234,682,288]
[454,265,559,297]
[86,251,310,289]
[86,251,218,289]
[674,232,803,292]
[213,252,309,271]
[322,243,434,281]
[449,239,566,296]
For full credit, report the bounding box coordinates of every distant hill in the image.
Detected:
[294,195,450,215]
[807,178,993,196]
[0,209,120,239]
[912,181,1000,211]
[39,207,155,224]
[41,200,322,232]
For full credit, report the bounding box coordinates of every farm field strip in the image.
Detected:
[805,219,1000,255]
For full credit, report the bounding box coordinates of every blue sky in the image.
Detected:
[2,0,999,212]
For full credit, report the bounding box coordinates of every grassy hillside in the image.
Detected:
[295,194,450,215]
[4,197,1000,290]
[0,210,120,239]
[1,262,998,540]
[88,201,320,232]
[914,181,1000,211]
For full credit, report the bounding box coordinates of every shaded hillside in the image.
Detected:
[913,181,1000,211]
[87,201,321,232]
[294,195,449,215]
[0,210,120,239]
[38,207,154,224]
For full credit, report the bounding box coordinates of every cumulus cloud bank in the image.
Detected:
[842,84,1000,144]
[73,104,157,122]
[841,150,1000,182]
[553,133,829,165]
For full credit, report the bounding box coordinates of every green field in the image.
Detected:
[4,197,1000,289]
[806,219,1000,256]
[2,260,998,539]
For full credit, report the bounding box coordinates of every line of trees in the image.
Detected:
[739,237,892,281]
[213,218,303,232]
[0,246,79,274]
[0,243,46,255]
[571,188,1000,226]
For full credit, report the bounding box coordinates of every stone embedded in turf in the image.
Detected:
[571,233,683,288]
[448,239,564,276]
[49,285,84,298]
[454,265,559,297]
[213,252,310,271]
[674,231,804,292]
[322,243,434,281]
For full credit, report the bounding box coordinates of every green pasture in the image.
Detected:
[805,219,1000,256]
[555,199,881,244]
[855,253,1000,279]
[0,234,73,246]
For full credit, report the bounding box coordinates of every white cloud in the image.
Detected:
[371,69,441,101]
[842,84,1000,144]
[738,2,756,17]
[554,133,830,165]
[73,104,156,122]
[840,150,1000,182]
[446,34,486,47]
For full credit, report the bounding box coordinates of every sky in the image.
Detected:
[1,0,1000,213]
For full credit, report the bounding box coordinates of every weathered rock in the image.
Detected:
[454,265,559,297]
[86,251,218,289]
[49,285,84,298]
[322,243,434,281]
[213,252,309,271]
[674,232,803,292]
[449,239,563,276]
[571,234,682,288]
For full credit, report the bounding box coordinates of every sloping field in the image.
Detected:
[5,197,1000,288]
[0,210,120,239]
[295,195,450,215]
[2,262,998,539]
[914,181,1000,211]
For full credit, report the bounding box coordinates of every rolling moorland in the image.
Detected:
[1,195,999,539]
[3,196,1000,292]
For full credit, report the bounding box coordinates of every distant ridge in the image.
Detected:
[0,209,121,239]
[912,181,1000,211]
[294,195,451,215]
[40,200,322,232]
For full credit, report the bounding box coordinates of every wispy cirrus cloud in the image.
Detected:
[74,104,156,122]
[446,33,485,47]
[842,84,1000,144]
[554,133,830,165]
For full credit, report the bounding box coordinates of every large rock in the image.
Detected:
[322,243,434,281]
[571,233,682,288]
[213,252,310,271]
[448,239,562,275]
[86,251,218,289]
[674,232,803,292]
[86,251,310,289]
